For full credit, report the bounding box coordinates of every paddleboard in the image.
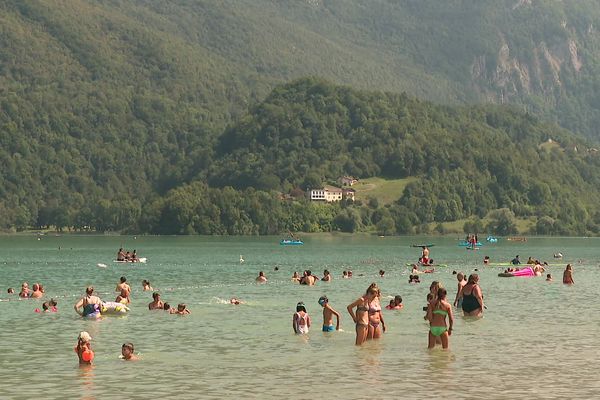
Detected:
[114,257,147,264]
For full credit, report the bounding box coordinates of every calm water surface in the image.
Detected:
[0,235,598,399]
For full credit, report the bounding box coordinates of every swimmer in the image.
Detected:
[74,286,103,318]
[7,288,14,294]
[163,302,173,312]
[148,292,164,310]
[563,264,574,285]
[121,343,139,361]
[321,270,332,282]
[74,331,94,365]
[293,302,311,334]
[347,286,378,346]
[230,297,243,305]
[30,283,43,299]
[409,274,420,284]
[172,303,190,315]
[386,295,403,310]
[379,270,385,277]
[42,299,58,312]
[291,271,300,283]
[318,296,340,332]
[256,271,268,284]
[142,280,153,291]
[546,274,553,282]
[411,264,419,274]
[426,288,453,349]
[342,271,349,279]
[19,282,30,298]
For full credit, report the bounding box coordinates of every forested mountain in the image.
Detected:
[3,0,600,234]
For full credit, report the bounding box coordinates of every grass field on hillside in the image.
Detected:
[353,177,417,205]
[431,217,536,235]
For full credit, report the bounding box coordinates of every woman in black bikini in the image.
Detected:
[459,274,484,317]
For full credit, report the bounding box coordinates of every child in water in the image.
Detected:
[74,331,94,365]
[293,302,311,334]
[172,303,191,315]
[121,343,139,361]
[546,274,553,282]
[318,296,340,332]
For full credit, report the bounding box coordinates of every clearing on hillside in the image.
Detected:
[353,177,417,205]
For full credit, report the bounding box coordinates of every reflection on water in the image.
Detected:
[0,235,599,399]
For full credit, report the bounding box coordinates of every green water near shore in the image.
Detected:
[0,235,598,399]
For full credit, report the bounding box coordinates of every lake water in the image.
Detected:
[0,234,598,399]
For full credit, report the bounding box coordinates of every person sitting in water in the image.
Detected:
[121,343,139,361]
[117,248,126,262]
[256,271,268,284]
[148,292,163,310]
[74,286,104,317]
[511,255,521,265]
[30,283,43,299]
[546,274,553,282]
[321,270,332,282]
[172,303,190,315]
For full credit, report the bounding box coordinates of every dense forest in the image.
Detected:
[3,1,600,235]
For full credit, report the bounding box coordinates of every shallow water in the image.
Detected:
[0,234,598,399]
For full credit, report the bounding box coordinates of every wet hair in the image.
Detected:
[163,303,171,310]
[177,303,186,310]
[306,270,312,276]
[152,292,160,300]
[324,269,329,275]
[259,271,264,276]
[394,295,402,304]
[452,270,457,275]
[122,342,134,352]
[547,274,552,278]
[120,276,127,283]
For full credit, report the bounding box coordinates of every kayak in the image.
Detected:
[280,239,303,245]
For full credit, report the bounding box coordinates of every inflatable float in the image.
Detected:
[101,301,130,315]
[498,267,535,277]
[114,257,147,263]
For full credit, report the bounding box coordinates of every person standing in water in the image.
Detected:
[318,296,340,332]
[563,264,574,284]
[74,331,94,365]
[426,288,453,349]
[459,274,484,317]
[453,273,466,308]
[74,286,103,317]
[421,246,430,265]
[121,343,139,361]
[292,302,311,334]
[347,286,378,346]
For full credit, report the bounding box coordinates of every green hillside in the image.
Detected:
[3,1,600,235]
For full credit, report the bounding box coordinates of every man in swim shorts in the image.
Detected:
[319,296,340,332]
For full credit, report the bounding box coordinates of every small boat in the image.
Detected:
[280,239,303,246]
[114,257,147,263]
